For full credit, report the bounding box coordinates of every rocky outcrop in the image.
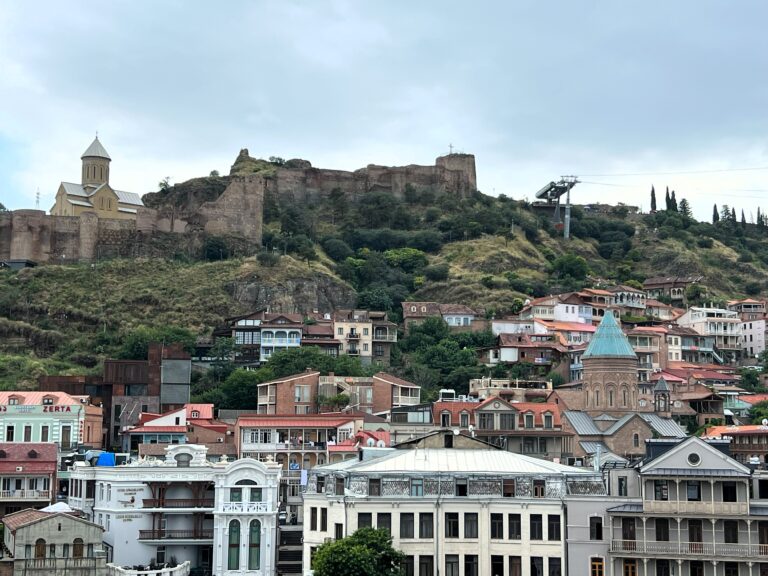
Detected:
[225,274,357,314]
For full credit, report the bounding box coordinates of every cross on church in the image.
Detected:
[448,143,454,155]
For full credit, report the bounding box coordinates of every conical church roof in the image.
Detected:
[81,136,111,160]
[582,312,637,359]
[653,377,670,393]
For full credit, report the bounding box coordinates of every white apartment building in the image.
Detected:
[741,318,766,359]
[67,444,281,575]
[677,307,743,363]
[302,449,605,576]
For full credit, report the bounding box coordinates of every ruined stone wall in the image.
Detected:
[199,175,263,242]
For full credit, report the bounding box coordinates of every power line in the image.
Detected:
[578,166,768,177]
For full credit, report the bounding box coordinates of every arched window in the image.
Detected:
[594,390,600,407]
[633,434,640,448]
[248,520,261,570]
[622,390,628,406]
[73,538,84,558]
[228,520,240,570]
[35,539,46,558]
[608,390,614,407]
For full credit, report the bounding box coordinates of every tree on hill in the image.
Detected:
[0,202,6,212]
[741,209,747,228]
[670,190,678,212]
[678,198,692,218]
[650,186,657,212]
[713,204,719,224]
[311,528,404,576]
[731,207,737,222]
[665,187,671,210]
[749,400,768,424]
[551,253,589,282]
[117,326,196,360]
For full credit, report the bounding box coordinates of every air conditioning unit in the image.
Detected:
[217,438,224,443]
[16,466,23,472]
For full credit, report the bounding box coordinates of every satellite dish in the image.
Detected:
[366,438,375,447]
[468,425,475,432]
[453,429,460,436]
[376,440,386,448]
[762,419,767,426]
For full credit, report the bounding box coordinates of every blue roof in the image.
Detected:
[582,313,637,359]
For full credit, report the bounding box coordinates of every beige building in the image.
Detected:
[50,136,143,220]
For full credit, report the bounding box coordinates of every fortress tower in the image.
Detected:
[582,312,639,415]
[80,136,111,188]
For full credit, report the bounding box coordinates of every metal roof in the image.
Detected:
[68,199,94,207]
[115,189,143,206]
[563,411,601,435]
[644,468,749,477]
[583,313,637,359]
[81,136,111,159]
[593,413,618,422]
[61,182,88,197]
[653,377,671,393]
[328,448,595,476]
[607,503,643,513]
[639,414,687,438]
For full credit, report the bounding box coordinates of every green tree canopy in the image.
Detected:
[117,326,196,360]
[551,253,588,281]
[749,400,768,424]
[312,528,404,576]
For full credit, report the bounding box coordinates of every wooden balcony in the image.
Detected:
[611,539,768,559]
[0,489,50,500]
[643,500,748,515]
[138,529,213,541]
[142,498,214,509]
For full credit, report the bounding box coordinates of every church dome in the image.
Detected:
[582,312,637,359]
[81,136,111,160]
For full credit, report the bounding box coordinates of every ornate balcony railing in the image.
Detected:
[137,530,212,540]
[142,498,214,508]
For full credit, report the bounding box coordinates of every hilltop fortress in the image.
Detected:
[0,144,476,264]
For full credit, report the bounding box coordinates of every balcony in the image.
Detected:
[221,501,274,513]
[346,333,360,340]
[610,539,768,559]
[347,349,360,356]
[0,489,50,500]
[142,498,214,509]
[137,529,213,541]
[643,500,748,515]
[393,395,421,407]
[18,558,103,571]
[261,338,301,346]
[373,332,397,342]
[533,357,552,365]
[240,441,327,451]
[107,561,191,576]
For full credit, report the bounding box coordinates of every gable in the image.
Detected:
[641,436,750,476]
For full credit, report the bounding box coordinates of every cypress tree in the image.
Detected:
[650,186,657,212]
[732,207,737,222]
[679,198,692,218]
[741,209,747,228]
[670,190,678,212]
[713,204,719,224]
[665,187,671,211]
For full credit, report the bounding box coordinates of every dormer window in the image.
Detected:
[8,397,20,405]
[191,411,200,419]
[43,397,55,405]
[410,306,416,312]
[28,450,38,459]
[421,307,426,313]
[543,414,553,429]
[0,450,6,458]
[524,413,534,429]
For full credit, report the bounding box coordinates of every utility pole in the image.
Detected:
[560,176,579,240]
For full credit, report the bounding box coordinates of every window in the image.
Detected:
[294,385,310,403]
[24,425,32,442]
[510,556,522,576]
[464,513,478,538]
[525,413,534,428]
[632,433,640,448]
[41,426,49,442]
[724,563,739,576]
[508,513,521,539]
[400,513,414,538]
[623,559,637,576]
[500,413,515,430]
[410,478,423,497]
[531,557,544,576]
[231,488,242,503]
[419,513,433,538]
[445,512,459,538]
[8,397,19,405]
[491,513,504,539]
[687,481,701,501]
[455,478,468,496]
[465,554,478,576]
[548,558,562,576]
[460,412,470,428]
[445,555,459,576]
[530,514,543,540]
[316,476,325,493]
[228,520,240,570]
[590,517,603,540]
[248,520,261,570]
[335,523,343,540]
[358,513,372,529]
[441,412,451,427]
[419,556,434,576]
[6,426,14,441]
[724,520,739,544]
[62,544,69,558]
[655,518,669,541]
[618,477,628,496]
[656,560,670,576]
[402,556,415,576]
[310,507,317,531]
[590,558,604,576]
[723,482,738,502]
[544,414,553,429]
[369,479,381,496]
[533,479,546,497]
[377,513,391,533]
[321,508,328,531]
[654,480,669,501]
[337,327,343,335]
[491,556,504,576]
[503,478,516,497]
[548,515,561,540]
[335,477,345,494]
[73,539,83,558]
[690,561,704,576]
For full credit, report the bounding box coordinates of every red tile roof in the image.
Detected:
[432,401,477,426]
[703,425,768,438]
[328,430,391,452]
[185,404,214,419]
[0,443,57,474]
[2,509,102,533]
[127,426,187,434]
[237,416,354,428]
[0,391,86,406]
[373,372,420,388]
[740,394,768,406]
[537,320,597,332]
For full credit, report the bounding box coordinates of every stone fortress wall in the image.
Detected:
[1,152,476,264]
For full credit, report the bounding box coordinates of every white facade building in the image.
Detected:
[68,444,281,575]
[302,449,605,576]
[741,318,766,359]
[677,307,743,362]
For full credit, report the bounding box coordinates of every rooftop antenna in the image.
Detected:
[35,188,40,209]
[448,143,454,155]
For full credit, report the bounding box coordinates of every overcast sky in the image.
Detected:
[2,1,768,221]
